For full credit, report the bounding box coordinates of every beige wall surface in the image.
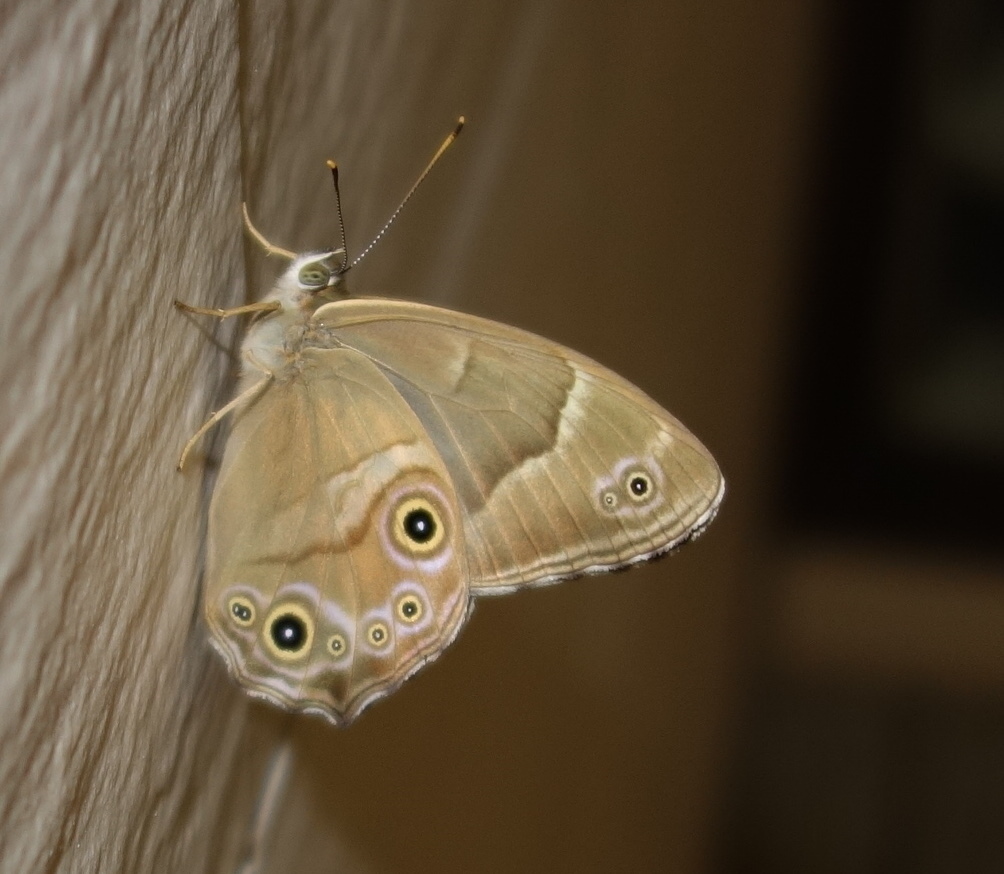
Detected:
[0,1,814,871]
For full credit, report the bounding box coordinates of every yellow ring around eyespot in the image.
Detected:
[366,621,390,648]
[228,596,256,627]
[396,594,424,624]
[625,470,654,503]
[262,602,315,662]
[327,633,348,657]
[392,497,445,554]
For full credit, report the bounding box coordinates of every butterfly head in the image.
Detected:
[268,250,348,313]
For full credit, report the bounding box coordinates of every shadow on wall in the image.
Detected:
[719,1,1004,872]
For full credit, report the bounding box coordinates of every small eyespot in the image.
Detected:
[396,595,424,624]
[626,471,654,502]
[327,633,348,657]
[297,261,332,288]
[228,597,255,627]
[263,603,314,661]
[601,491,619,510]
[392,497,445,554]
[366,622,390,648]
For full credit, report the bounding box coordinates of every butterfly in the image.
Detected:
[178,120,723,726]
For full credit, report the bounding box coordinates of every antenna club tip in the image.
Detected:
[325,159,337,170]
[455,116,466,133]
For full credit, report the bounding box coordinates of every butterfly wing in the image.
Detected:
[314,298,724,593]
[204,346,470,725]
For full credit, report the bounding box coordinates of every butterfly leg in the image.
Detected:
[177,373,273,471]
[173,299,281,319]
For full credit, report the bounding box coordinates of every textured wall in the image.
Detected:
[0,1,814,871]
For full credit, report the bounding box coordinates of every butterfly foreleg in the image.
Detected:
[173,299,282,320]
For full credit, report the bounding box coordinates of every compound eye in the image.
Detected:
[298,261,332,288]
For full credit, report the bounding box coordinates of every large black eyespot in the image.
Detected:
[271,615,305,650]
[392,497,446,554]
[405,508,435,542]
[263,603,313,660]
[298,261,332,288]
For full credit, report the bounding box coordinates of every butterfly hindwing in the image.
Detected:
[205,345,470,724]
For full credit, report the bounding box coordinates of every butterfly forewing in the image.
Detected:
[312,298,724,593]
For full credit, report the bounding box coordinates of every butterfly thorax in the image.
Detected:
[240,250,346,381]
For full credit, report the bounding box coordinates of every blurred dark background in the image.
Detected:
[779,0,1004,553]
[719,1,1004,871]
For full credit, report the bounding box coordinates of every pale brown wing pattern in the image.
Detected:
[205,346,471,724]
[314,298,724,593]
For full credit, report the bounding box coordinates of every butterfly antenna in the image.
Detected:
[342,116,465,274]
[326,160,350,272]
